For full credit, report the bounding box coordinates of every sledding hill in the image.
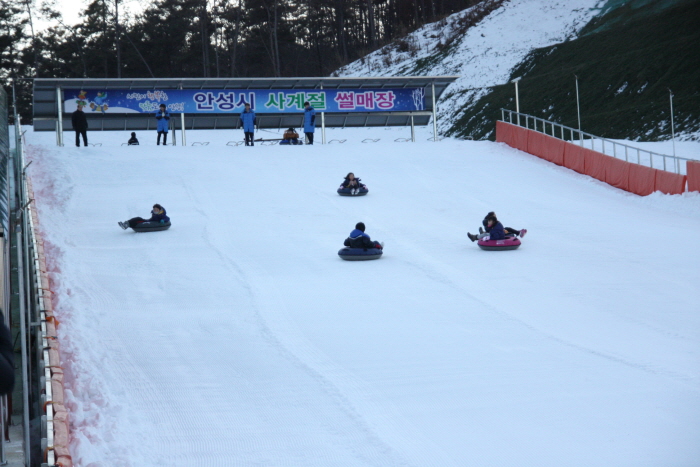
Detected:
[24,127,700,466]
[336,0,700,141]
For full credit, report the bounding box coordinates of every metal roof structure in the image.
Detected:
[32,77,459,137]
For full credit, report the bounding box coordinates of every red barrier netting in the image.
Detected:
[495,121,516,147]
[655,170,687,195]
[688,161,700,192]
[526,130,547,158]
[583,149,611,183]
[563,142,585,174]
[544,136,566,166]
[606,157,631,191]
[628,164,657,196]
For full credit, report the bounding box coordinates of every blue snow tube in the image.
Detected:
[132,221,172,232]
[337,186,368,196]
[338,247,383,261]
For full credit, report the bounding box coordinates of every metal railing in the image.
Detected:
[500,109,692,175]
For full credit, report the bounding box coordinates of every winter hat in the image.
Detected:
[131,132,136,137]
[355,222,365,232]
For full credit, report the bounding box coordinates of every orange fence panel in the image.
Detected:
[563,142,585,174]
[688,161,700,192]
[655,170,687,195]
[583,149,611,182]
[496,121,529,152]
[527,130,548,158]
[544,136,565,166]
[606,157,631,191]
[628,164,657,196]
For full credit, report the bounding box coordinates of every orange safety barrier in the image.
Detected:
[496,122,689,196]
[628,164,657,196]
[563,142,585,174]
[26,179,73,467]
[526,130,548,158]
[583,148,611,183]
[688,161,700,192]
[655,170,687,195]
[496,121,528,152]
[605,157,631,191]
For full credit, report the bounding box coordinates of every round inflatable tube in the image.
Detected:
[477,237,521,251]
[338,247,383,260]
[337,187,368,196]
[132,221,172,232]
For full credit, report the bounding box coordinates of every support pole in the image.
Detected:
[575,75,582,146]
[410,114,415,142]
[15,217,31,467]
[320,83,326,144]
[512,78,521,126]
[181,112,186,147]
[56,87,63,146]
[669,89,677,172]
[431,83,438,142]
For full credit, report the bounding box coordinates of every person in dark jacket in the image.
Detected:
[0,313,14,395]
[128,132,139,145]
[155,104,170,145]
[344,222,383,250]
[303,101,316,145]
[239,103,256,146]
[476,211,527,239]
[468,214,506,242]
[119,204,170,230]
[71,105,88,147]
[341,173,366,195]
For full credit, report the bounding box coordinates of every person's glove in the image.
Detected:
[159,219,165,224]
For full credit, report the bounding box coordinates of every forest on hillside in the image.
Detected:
[1,0,488,120]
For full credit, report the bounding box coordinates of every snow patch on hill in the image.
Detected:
[336,0,607,135]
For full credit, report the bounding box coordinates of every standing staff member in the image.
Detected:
[155,104,170,145]
[303,101,316,145]
[239,103,256,146]
[71,105,88,147]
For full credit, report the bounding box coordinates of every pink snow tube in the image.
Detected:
[477,236,521,251]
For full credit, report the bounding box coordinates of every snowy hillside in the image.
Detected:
[335,0,606,136]
[23,127,700,466]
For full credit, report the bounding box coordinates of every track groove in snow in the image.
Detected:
[24,127,700,466]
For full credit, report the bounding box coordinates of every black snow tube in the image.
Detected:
[132,221,172,232]
[338,247,383,261]
[337,187,368,196]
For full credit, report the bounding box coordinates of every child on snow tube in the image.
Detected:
[340,173,367,195]
[279,128,301,145]
[127,132,139,145]
[468,212,527,242]
[119,204,170,230]
[344,222,383,250]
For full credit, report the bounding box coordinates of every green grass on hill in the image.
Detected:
[447,0,700,141]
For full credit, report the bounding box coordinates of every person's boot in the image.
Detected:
[468,233,477,242]
[479,227,484,234]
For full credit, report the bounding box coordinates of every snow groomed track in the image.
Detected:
[25,127,700,466]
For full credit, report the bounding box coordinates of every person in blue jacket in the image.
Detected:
[473,211,526,240]
[344,222,383,250]
[468,214,506,242]
[119,204,170,230]
[303,101,316,145]
[239,103,256,146]
[155,104,170,145]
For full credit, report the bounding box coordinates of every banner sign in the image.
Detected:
[63,88,426,114]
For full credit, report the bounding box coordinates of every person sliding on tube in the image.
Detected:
[344,222,383,250]
[119,204,170,230]
[468,212,527,242]
[341,172,366,195]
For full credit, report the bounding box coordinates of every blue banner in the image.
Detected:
[63,88,426,114]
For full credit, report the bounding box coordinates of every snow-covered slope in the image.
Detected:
[24,127,700,466]
[335,0,606,135]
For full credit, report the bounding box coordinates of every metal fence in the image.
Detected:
[500,109,692,175]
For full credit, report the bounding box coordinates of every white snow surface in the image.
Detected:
[336,0,606,135]
[24,127,700,466]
